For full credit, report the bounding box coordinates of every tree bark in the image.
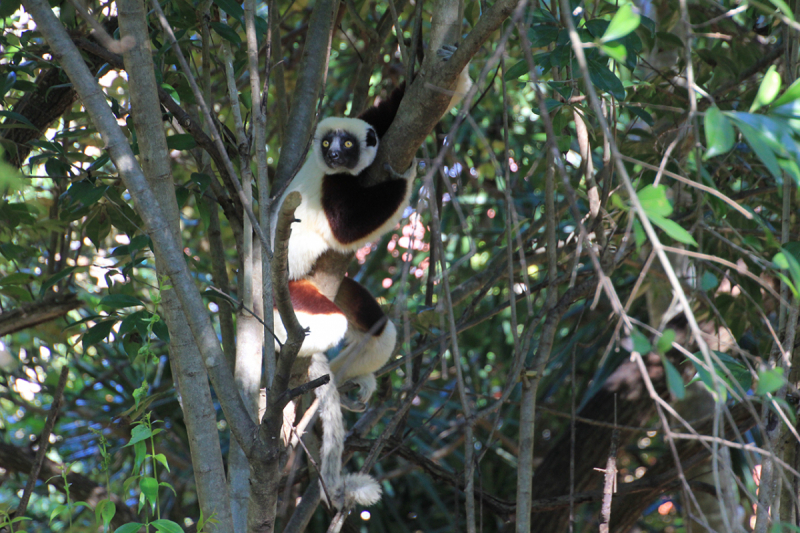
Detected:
[0,292,80,336]
[117,2,235,530]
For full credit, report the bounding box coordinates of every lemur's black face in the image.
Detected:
[320,130,361,171]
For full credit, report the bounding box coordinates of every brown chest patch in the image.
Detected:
[283,280,342,315]
[321,173,408,245]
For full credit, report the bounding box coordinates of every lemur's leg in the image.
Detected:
[273,280,349,357]
[436,44,473,113]
[273,279,381,507]
[329,277,397,406]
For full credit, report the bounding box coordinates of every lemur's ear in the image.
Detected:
[365,127,378,148]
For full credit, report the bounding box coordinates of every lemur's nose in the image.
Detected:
[328,151,341,161]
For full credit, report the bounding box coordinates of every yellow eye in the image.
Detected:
[344,141,353,148]
[322,140,330,147]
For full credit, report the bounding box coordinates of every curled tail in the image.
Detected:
[308,353,381,508]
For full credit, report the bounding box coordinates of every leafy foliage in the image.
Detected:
[2,0,800,531]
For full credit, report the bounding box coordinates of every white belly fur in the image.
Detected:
[282,158,415,280]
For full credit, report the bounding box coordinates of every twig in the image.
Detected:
[291,426,334,507]
[598,422,619,532]
[149,0,272,255]
[66,0,134,53]
[16,366,69,518]
[205,286,281,343]
[275,375,330,412]
[266,192,305,420]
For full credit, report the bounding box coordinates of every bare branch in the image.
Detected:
[16,367,68,519]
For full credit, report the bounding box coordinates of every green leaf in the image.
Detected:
[636,184,673,217]
[504,60,530,81]
[159,481,177,496]
[95,499,116,530]
[99,294,144,309]
[631,328,651,354]
[213,0,243,22]
[153,453,171,472]
[701,272,719,291]
[151,519,184,533]
[756,367,784,395]
[0,110,37,130]
[119,310,153,336]
[126,424,153,447]
[63,181,109,210]
[86,208,111,250]
[0,0,22,19]
[161,83,180,105]
[113,523,143,533]
[0,272,35,286]
[601,4,641,42]
[586,60,626,101]
[139,476,159,508]
[750,65,782,112]
[39,266,80,296]
[50,504,68,523]
[191,172,212,193]
[703,106,735,159]
[134,440,147,470]
[656,328,676,355]
[769,0,795,20]
[625,106,654,126]
[732,119,782,179]
[640,16,656,35]
[152,318,170,343]
[691,352,752,399]
[527,26,559,48]
[166,134,196,151]
[648,213,698,246]
[775,247,800,296]
[772,76,800,107]
[632,218,646,248]
[82,320,117,347]
[662,356,685,400]
[210,21,241,44]
[600,42,627,63]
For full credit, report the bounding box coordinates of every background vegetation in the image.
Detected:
[1,0,800,531]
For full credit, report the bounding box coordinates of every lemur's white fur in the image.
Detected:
[272,56,472,510]
[330,320,397,405]
[309,352,382,508]
[272,307,348,357]
[279,123,414,281]
[313,117,378,176]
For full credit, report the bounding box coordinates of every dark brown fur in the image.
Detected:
[356,82,406,139]
[321,174,408,245]
[334,277,388,335]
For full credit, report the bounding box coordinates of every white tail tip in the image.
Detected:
[344,473,382,507]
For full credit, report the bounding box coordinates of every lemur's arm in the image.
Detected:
[358,45,472,139]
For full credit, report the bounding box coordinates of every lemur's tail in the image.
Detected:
[343,473,382,506]
[309,353,381,508]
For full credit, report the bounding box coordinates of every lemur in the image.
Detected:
[272,45,472,509]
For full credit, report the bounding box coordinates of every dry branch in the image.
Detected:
[0,292,81,336]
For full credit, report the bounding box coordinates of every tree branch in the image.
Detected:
[272,0,338,193]
[21,0,263,461]
[16,366,68,519]
[0,292,81,336]
[361,0,521,187]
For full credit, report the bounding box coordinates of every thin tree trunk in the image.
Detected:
[117,1,234,530]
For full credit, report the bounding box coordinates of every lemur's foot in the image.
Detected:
[340,395,367,412]
[437,44,458,61]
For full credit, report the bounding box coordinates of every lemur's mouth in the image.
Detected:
[324,153,356,170]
